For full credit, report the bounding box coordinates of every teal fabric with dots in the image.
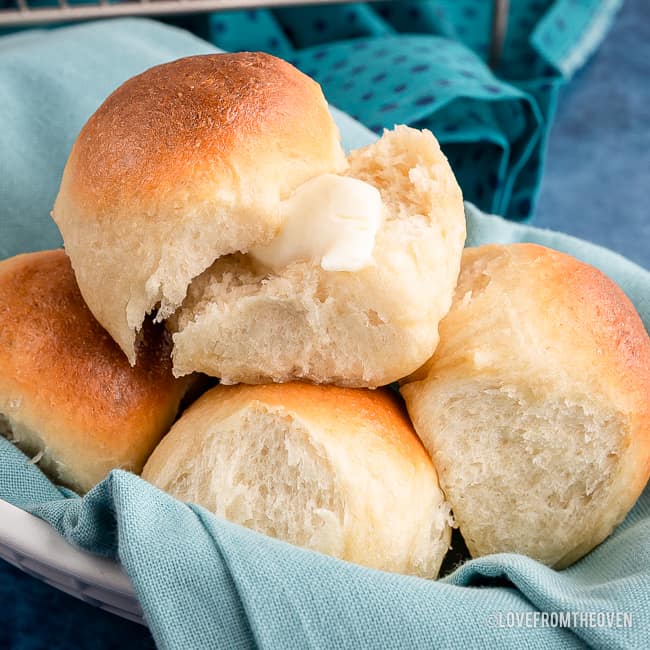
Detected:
[180,0,622,221]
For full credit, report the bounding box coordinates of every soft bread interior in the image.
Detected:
[151,406,346,555]
[170,126,465,385]
[412,381,626,568]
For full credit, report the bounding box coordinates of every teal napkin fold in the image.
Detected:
[1,18,648,650]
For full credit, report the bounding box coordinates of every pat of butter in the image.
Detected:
[250,174,383,272]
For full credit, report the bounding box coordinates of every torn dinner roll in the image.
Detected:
[401,243,650,568]
[143,382,452,578]
[52,52,348,364]
[52,52,465,386]
[170,126,466,386]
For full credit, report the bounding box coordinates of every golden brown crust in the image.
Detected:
[462,243,650,419]
[63,52,341,216]
[0,250,188,492]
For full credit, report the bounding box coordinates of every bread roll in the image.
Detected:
[142,382,452,578]
[52,52,347,364]
[401,243,650,568]
[52,52,465,386]
[0,250,189,494]
[170,125,466,386]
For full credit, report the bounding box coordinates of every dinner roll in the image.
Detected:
[52,52,347,364]
[171,125,466,386]
[0,250,189,494]
[401,243,650,568]
[142,382,452,578]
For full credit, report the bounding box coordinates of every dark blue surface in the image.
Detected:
[0,2,647,648]
[0,561,155,648]
[536,0,649,269]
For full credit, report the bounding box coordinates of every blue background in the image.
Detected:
[535,0,649,269]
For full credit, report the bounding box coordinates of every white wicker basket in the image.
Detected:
[0,498,144,625]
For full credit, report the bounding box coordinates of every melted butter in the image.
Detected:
[250,174,383,272]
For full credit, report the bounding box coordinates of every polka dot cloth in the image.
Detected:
[161,0,619,220]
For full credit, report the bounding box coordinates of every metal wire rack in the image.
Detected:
[0,0,509,69]
[0,0,373,27]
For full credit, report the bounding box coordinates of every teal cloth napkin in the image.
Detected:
[1,18,649,650]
